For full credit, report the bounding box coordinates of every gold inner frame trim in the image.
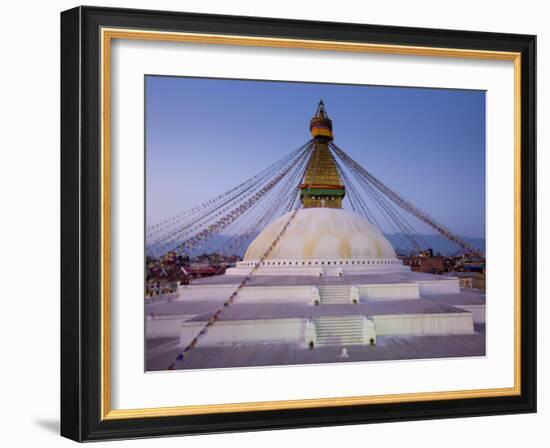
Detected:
[100,27,522,420]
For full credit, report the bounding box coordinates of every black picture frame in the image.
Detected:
[61,5,536,442]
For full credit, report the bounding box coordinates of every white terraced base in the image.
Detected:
[314,315,365,346]
[318,285,351,304]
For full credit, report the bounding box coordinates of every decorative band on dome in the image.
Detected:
[300,188,345,198]
[237,257,403,268]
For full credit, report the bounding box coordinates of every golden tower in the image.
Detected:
[300,100,345,208]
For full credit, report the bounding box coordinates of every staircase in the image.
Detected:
[318,285,351,304]
[313,316,365,346]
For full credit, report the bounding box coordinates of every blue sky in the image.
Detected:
[146,76,485,238]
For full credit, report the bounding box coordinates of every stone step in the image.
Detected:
[316,324,363,330]
[316,331,363,336]
[317,334,362,338]
[316,320,364,326]
[313,315,365,347]
[315,322,363,329]
[316,316,362,320]
[316,321,363,325]
[317,334,363,339]
[315,316,363,322]
[316,333,363,338]
[316,330,364,335]
[316,322,363,328]
[315,322,363,327]
[316,328,363,336]
[317,329,363,335]
[316,338,364,346]
[316,325,363,330]
[317,336,364,342]
[319,285,352,305]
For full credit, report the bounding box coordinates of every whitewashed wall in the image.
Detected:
[180,318,306,346]
[373,313,474,335]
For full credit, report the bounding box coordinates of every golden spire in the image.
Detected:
[300,100,345,208]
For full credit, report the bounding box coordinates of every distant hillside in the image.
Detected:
[152,232,485,258]
[385,233,485,256]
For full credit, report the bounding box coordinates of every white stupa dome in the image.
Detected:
[244,208,396,261]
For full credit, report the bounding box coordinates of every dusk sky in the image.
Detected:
[145,76,485,239]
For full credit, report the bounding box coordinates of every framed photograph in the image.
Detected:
[60,6,536,441]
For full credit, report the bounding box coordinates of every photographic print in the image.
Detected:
[144,76,486,371]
